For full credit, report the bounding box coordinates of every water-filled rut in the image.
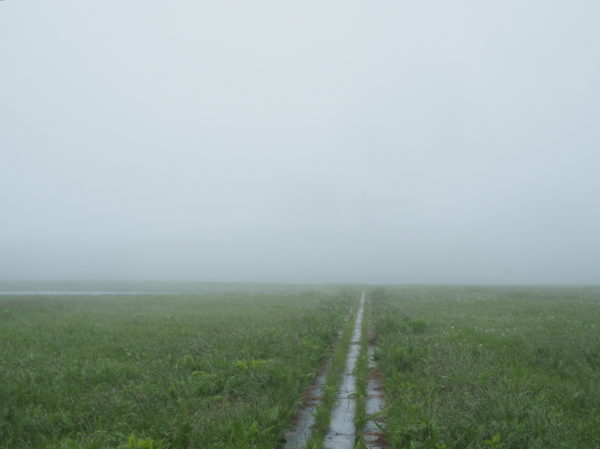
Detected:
[323,292,365,449]
[283,370,328,449]
[283,292,381,449]
[364,345,386,448]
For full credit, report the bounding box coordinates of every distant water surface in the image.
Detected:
[0,291,179,296]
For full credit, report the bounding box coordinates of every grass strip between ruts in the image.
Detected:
[305,296,361,449]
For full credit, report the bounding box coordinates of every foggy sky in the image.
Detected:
[1,1,599,284]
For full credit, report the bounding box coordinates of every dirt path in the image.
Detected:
[282,368,328,449]
[323,292,365,449]
[283,291,385,449]
[364,344,386,448]
[282,303,352,449]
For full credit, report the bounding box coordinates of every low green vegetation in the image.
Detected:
[306,299,358,449]
[0,291,352,449]
[372,286,600,449]
[4,285,599,449]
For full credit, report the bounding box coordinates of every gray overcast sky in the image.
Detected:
[1,1,599,284]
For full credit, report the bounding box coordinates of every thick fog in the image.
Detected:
[1,1,599,284]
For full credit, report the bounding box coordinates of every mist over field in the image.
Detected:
[1,1,599,284]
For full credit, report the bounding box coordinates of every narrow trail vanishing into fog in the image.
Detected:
[283,291,386,449]
[323,293,364,449]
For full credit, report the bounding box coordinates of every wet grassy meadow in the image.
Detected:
[0,290,352,449]
[372,286,600,449]
[2,285,600,448]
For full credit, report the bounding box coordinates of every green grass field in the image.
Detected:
[0,291,352,449]
[2,285,600,449]
[372,286,600,449]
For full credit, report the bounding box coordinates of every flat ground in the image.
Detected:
[0,290,352,449]
[372,286,600,449]
[1,285,599,449]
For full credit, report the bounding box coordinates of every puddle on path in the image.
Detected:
[364,345,386,448]
[283,369,328,449]
[323,292,365,449]
[282,300,354,449]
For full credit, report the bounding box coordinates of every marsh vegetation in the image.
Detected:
[1,286,599,448]
[372,286,600,449]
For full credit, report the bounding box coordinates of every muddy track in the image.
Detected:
[282,367,329,449]
[322,292,364,448]
[283,292,385,449]
[364,344,386,448]
[282,301,354,449]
